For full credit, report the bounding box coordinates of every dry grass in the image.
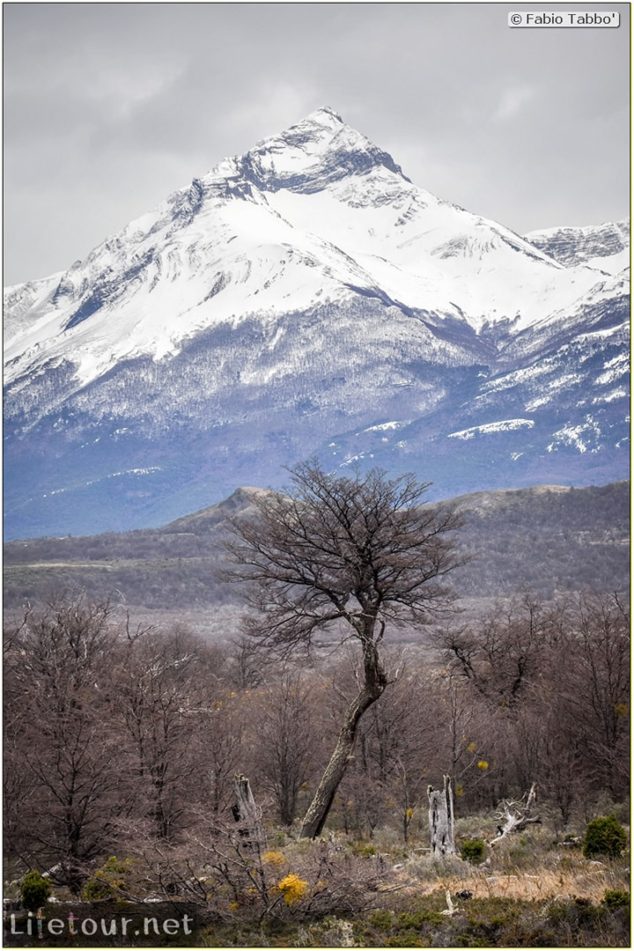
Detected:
[429,865,621,902]
[388,824,630,909]
[396,849,628,906]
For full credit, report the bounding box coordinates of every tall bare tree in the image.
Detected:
[112,624,213,839]
[224,461,462,838]
[558,593,629,799]
[252,670,316,825]
[4,599,123,890]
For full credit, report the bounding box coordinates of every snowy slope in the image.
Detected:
[4,272,64,345]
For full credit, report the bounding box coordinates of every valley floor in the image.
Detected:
[4,823,630,948]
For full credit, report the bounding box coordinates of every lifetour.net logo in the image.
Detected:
[6,907,196,943]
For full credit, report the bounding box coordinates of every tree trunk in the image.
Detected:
[300,637,386,839]
[428,775,456,856]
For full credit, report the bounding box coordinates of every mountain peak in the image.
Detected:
[301,105,345,126]
[235,106,410,194]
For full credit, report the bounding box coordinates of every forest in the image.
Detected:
[3,466,630,947]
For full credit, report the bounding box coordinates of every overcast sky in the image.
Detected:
[4,2,630,285]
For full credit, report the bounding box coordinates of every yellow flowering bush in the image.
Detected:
[477,759,489,770]
[277,873,308,905]
[262,850,286,867]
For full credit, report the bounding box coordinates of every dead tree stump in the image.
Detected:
[231,774,266,856]
[428,775,456,857]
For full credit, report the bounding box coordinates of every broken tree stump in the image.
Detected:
[231,774,266,855]
[427,775,456,857]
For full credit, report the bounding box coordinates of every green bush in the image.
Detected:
[351,841,376,857]
[547,897,606,931]
[367,909,393,931]
[582,815,627,859]
[20,870,51,912]
[386,929,424,947]
[397,909,444,929]
[81,856,133,901]
[601,888,629,910]
[460,837,486,864]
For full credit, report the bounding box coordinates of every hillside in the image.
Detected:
[4,481,628,624]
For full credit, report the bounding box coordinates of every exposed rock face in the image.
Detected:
[525,220,629,273]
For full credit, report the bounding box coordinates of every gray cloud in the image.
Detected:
[4,2,630,284]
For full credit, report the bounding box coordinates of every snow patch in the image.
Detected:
[362,420,407,433]
[547,417,602,454]
[44,467,162,498]
[448,419,535,440]
[592,387,628,405]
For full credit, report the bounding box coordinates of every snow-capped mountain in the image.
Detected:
[4,108,629,538]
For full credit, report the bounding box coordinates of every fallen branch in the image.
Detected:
[488,782,540,846]
[441,890,456,916]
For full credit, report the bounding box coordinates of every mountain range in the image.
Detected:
[4,107,630,538]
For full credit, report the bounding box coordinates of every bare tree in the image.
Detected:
[438,593,630,813]
[227,634,268,690]
[203,689,245,817]
[252,671,316,826]
[4,599,123,890]
[440,595,548,709]
[224,461,462,838]
[111,625,213,839]
[556,593,630,799]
